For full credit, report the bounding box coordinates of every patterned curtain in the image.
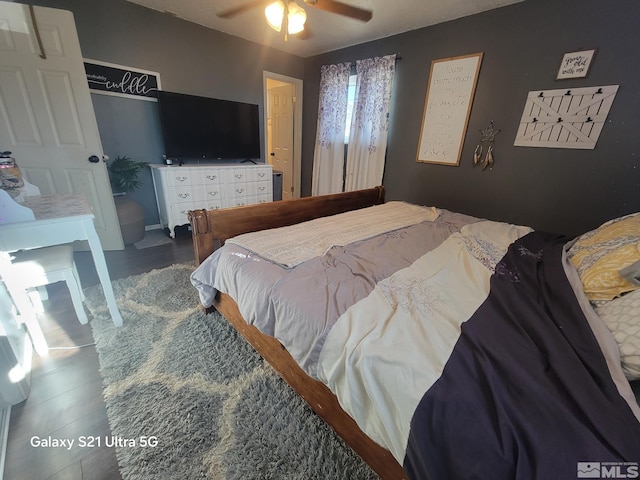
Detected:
[344,54,396,192]
[311,62,352,196]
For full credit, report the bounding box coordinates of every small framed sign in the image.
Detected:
[556,49,596,80]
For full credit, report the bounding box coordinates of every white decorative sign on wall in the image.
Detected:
[556,49,596,80]
[513,85,618,149]
[416,52,483,165]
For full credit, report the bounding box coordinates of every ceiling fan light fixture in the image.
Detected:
[287,2,307,34]
[265,1,284,32]
[265,1,307,35]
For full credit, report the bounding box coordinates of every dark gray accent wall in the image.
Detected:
[302,0,640,237]
[28,0,305,225]
[24,0,640,236]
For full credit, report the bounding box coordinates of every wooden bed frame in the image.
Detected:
[188,186,407,480]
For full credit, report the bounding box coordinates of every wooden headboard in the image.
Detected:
[188,186,385,266]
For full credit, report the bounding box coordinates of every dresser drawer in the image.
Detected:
[255,166,271,182]
[203,184,225,202]
[166,170,196,186]
[171,203,196,226]
[205,198,224,210]
[230,169,248,183]
[254,179,271,197]
[230,182,248,198]
[202,170,224,185]
[169,185,206,203]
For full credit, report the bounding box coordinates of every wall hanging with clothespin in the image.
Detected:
[473,121,500,170]
[513,85,618,149]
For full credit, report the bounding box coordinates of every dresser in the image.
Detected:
[150,164,273,237]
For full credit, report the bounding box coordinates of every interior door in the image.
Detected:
[269,84,294,200]
[0,1,123,250]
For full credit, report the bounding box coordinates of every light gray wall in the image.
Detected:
[302,0,640,237]
[28,0,305,226]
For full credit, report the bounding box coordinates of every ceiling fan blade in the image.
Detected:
[304,0,372,22]
[217,0,269,19]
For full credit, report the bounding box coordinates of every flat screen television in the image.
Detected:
[156,91,261,162]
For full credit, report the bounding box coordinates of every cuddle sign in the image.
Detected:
[84,59,161,101]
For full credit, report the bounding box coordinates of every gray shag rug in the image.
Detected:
[85,263,378,480]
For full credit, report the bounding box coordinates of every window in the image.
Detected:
[344,74,357,143]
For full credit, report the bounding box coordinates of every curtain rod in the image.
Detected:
[346,54,401,64]
[341,53,402,69]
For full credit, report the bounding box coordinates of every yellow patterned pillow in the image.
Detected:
[569,213,640,301]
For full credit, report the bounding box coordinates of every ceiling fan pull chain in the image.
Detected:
[283,1,289,41]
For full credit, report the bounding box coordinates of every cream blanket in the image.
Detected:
[318,220,533,463]
[226,201,440,267]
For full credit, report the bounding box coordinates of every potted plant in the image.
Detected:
[108,155,147,194]
[107,155,148,245]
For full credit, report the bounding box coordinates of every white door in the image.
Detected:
[0,2,123,250]
[269,84,294,200]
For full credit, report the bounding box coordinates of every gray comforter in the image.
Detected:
[190,209,479,377]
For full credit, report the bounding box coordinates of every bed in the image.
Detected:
[188,186,640,479]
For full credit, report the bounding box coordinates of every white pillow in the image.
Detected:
[595,289,640,380]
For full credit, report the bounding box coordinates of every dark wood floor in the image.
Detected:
[4,226,195,480]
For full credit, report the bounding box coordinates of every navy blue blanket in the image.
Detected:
[404,231,640,479]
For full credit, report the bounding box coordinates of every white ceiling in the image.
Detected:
[125,0,524,58]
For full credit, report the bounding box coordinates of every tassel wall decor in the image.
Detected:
[473,121,500,170]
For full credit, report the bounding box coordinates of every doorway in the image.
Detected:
[263,71,302,200]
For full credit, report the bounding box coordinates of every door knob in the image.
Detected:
[88,155,100,163]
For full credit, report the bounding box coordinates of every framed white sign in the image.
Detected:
[416,53,483,166]
[556,49,596,80]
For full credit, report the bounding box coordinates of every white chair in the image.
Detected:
[6,245,88,325]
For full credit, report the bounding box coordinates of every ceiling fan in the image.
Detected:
[217,0,373,40]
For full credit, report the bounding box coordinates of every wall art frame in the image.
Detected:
[416,52,483,166]
[84,59,161,101]
[556,49,597,80]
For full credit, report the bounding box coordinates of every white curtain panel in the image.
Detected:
[344,54,396,192]
[311,62,352,196]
